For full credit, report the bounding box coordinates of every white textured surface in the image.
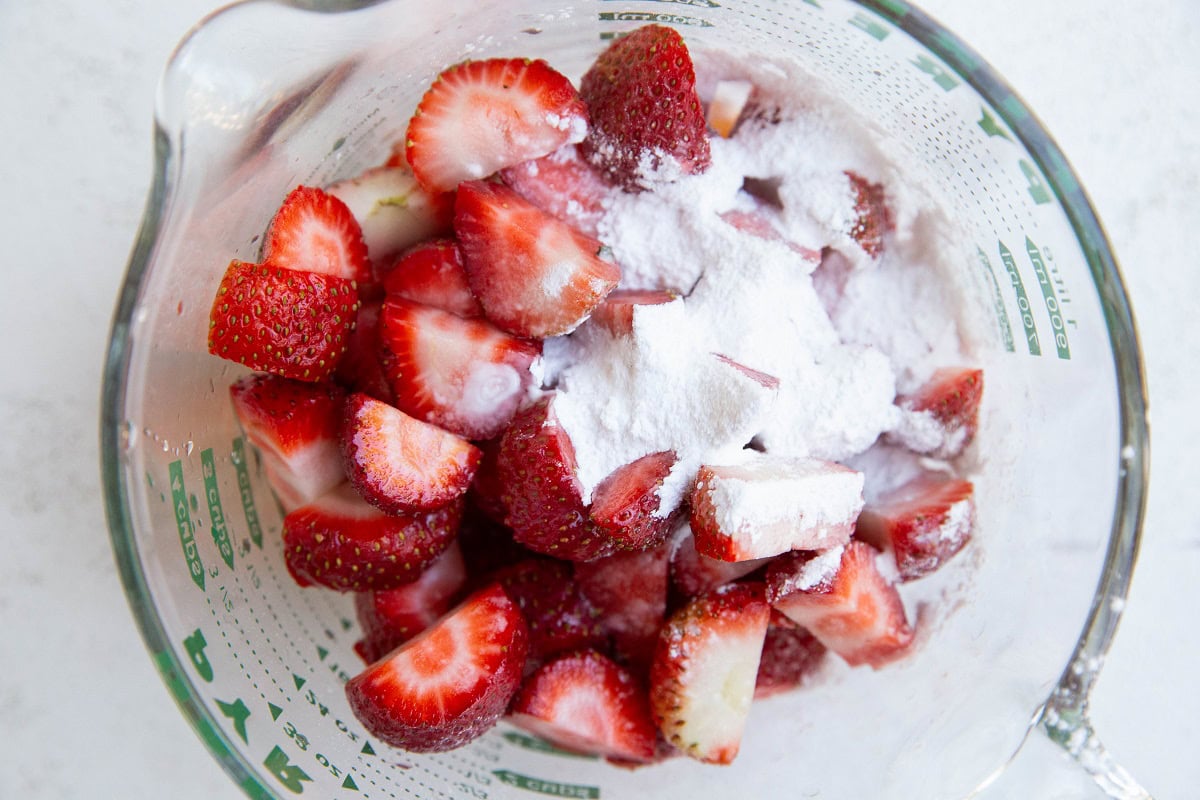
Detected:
[0,1,1196,798]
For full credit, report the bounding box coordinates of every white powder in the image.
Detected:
[795,546,846,591]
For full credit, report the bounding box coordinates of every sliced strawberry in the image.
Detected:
[845,171,891,258]
[456,507,530,582]
[334,300,395,403]
[345,583,528,751]
[491,559,606,666]
[467,437,509,524]
[509,650,658,762]
[341,393,481,513]
[669,524,770,599]
[380,239,482,318]
[378,297,541,440]
[574,542,671,673]
[888,367,984,459]
[589,289,676,337]
[589,450,677,551]
[754,611,827,699]
[405,58,589,194]
[229,374,346,508]
[207,260,358,382]
[263,186,370,285]
[706,79,754,139]
[354,540,467,663]
[579,24,711,189]
[855,473,975,581]
[719,207,822,263]
[282,483,463,592]
[327,166,454,268]
[766,541,914,669]
[455,180,620,338]
[711,353,780,390]
[495,396,620,562]
[648,582,770,764]
[500,144,610,238]
[690,454,864,562]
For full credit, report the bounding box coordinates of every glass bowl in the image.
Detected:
[101,0,1151,797]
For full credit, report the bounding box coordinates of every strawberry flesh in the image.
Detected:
[326,166,454,269]
[855,472,975,581]
[334,300,395,404]
[574,542,671,674]
[589,289,677,337]
[491,559,606,667]
[890,367,984,459]
[263,186,370,285]
[589,450,678,551]
[500,144,610,238]
[754,611,827,699]
[845,171,891,258]
[669,524,771,599]
[380,239,482,318]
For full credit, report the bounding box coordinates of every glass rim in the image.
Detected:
[99,2,1151,798]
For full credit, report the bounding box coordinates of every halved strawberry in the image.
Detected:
[282,483,463,592]
[855,473,975,582]
[380,239,482,318]
[509,650,658,762]
[229,373,346,509]
[649,582,770,764]
[500,144,610,237]
[334,300,395,404]
[406,58,589,194]
[754,611,827,699]
[455,180,621,338]
[845,171,891,258]
[579,24,711,189]
[378,297,541,440]
[589,450,678,551]
[327,166,454,268]
[207,260,358,382]
[354,540,467,663]
[491,559,606,667]
[589,289,677,337]
[341,393,481,513]
[574,542,671,673]
[669,524,770,599]
[690,454,864,562]
[706,80,754,139]
[263,186,370,285]
[766,541,914,669]
[888,367,984,459]
[345,582,528,751]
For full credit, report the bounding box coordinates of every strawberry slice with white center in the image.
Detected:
[669,523,771,599]
[649,582,770,765]
[230,373,346,509]
[327,166,454,268]
[380,239,482,318]
[588,450,678,551]
[354,540,467,663]
[589,289,677,337]
[855,472,975,581]
[455,180,621,338]
[690,454,864,562]
[509,650,658,762]
[282,483,463,592]
[706,80,754,139]
[754,610,827,699]
[888,367,984,459]
[575,541,671,673]
[263,186,371,285]
[766,541,914,669]
[345,582,528,752]
[341,393,482,513]
[405,58,589,194]
[378,297,541,440]
[500,144,610,237]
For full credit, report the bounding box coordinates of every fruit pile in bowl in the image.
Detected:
[206,24,982,767]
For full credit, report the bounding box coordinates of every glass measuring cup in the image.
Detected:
[100,0,1151,797]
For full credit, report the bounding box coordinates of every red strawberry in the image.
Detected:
[378,297,541,440]
[669,524,770,599]
[690,455,863,562]
[754,611,827,699]
[345,583,528,751]
[888,367,984,459]
[354,540,467,663]
[229,374,346,509]
[589,450,678,551]
[589,289,676,337]
[718,207,822,263]
[380,239,482,318]
[327,166,454,268]
[845,171,892,258]
[855,473,975,581]
[495,397,620,562]
[334,300,395,403]
[456,507,530,581]
[455,180,621,338]
[711,353,780,390]
[405,58,589,194]
[282,483,463,592]
[207,260,358,382]
[574,542,671,673]
[706,79,754,139]
[341,393,481,513]
[263,186,370,285]
[467,438,509,524]
[491,559,606,666]
[648,582,770,764]
[500,144,610,237]
[509,650,658,762]
[579,24,711,189]
[766,541,914,669]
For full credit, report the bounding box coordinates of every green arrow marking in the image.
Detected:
[978,106,1012,141]
[360,741,376,756]
[999,241,1042,356]
[183,628,215,683]
[293,674,307,691]
[493,770,599,799]
[1019,159,1053,205]
[317,646,329,662]
[169,461,205,590]
[976,248,1015,352]
[216,697,252,744]
[502,731,599,759]
[911,54,959,91]
[201,449,235,570]
[269,702,284,721]
[847,11,889,41]
[264,746,313,794]
[1025,238,1071,359]
[341,618,354,632]
[342,774,359,791]
[232,437,264,549]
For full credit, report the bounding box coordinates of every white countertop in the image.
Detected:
[1,1,1195,797]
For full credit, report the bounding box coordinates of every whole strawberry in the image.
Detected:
[579,24,711,189]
